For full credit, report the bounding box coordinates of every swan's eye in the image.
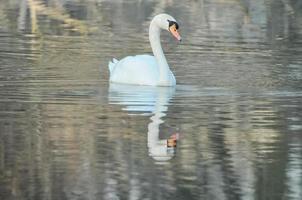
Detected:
[167,20,179,30]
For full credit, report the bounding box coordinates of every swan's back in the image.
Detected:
[109,55,160,86]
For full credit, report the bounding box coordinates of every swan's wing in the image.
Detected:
[108,58,119,75]
[109,55,159,85]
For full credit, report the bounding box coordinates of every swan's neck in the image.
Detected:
[149,21,170,84]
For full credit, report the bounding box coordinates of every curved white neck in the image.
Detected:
[149,20,170,84]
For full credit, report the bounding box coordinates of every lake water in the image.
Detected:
[0,0,302,199]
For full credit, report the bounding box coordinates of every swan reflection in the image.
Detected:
[108,84,178,162]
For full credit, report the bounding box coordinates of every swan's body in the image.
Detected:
[109,55,175,86]
[108,14,181,87]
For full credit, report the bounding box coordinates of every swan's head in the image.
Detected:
[153,14,182,41]
[148,133,179,163]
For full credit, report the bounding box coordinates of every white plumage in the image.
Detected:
[109,55,159,86]
[108,14,181,87]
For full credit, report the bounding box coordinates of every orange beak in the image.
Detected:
[169,25,182,41]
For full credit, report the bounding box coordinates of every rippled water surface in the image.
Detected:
[1,0,302,199]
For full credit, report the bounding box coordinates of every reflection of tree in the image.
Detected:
[0,0,96,34]
[171,90,298,199]
[0,0,301,200]
[26,0,90,34]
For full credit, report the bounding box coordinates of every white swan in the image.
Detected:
[108,14,181,86]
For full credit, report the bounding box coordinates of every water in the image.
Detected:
[0,0,302,199]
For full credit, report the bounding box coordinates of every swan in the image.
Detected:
[108,14,181,86]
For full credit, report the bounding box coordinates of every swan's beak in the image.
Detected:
[169,26,182,42]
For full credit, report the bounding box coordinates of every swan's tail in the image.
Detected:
[108,58,119,75]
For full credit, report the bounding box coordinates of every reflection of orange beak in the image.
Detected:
[167,138,177,147]
[169,27,182,42]
[167,133,179,147]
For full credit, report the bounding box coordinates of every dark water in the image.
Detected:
[0,0,302,199]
